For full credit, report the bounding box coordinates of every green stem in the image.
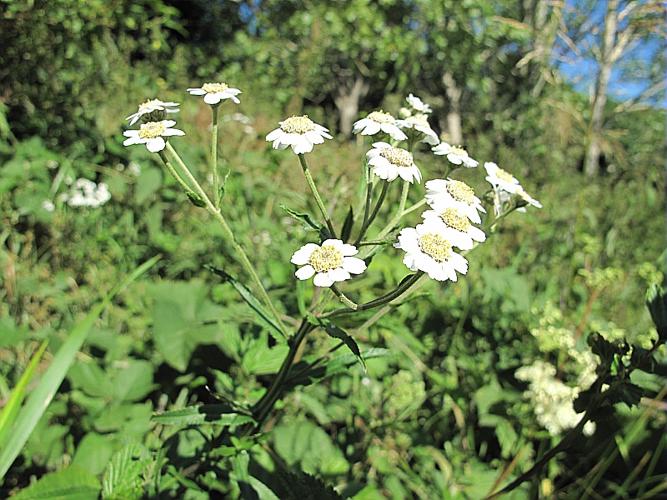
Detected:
[297,154,337,238]
[360,180,410,259]
[330,285,358,310]
[158,151,199,200]
[401,198,426,217]
[210,105,220,209]
[252,320,315,427]
[165,142,288,337]
[355,180,389,246]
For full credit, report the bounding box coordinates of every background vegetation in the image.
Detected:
[0,0,665,498]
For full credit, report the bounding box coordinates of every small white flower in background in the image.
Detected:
[42,200,55,212]
[128,162,142,177]
[395,220,468,282]
[425,178,486,224]
[222,113,256,135]
[422,207,486,250]
[266,115,332,154]
[406,93,432,114]
[398,114,439,145]
[123,120,185,153]
[291,239,366,288]
[433,142,478,168]
[366,142,421,183]
[59,178,111,208]
[126,99,180,126]
[484,162,542,213]
[187,82,242,105]
[353,110,407,141]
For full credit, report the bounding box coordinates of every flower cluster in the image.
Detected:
[58,178,111,208]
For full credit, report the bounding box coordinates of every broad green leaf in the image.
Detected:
[102,444,147,500]
[71,433,114,475]
[12,466,100,500]
[241,340,289,375]
[0,256,160,480]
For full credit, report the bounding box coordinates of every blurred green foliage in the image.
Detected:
[0,0,665,498]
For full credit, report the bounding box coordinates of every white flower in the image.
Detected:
[422,207,486,250]
[406,93,432,114]
[484,162,542,211]
[366,142,421,183]
[266,115,332,154]
[59,178,111,208]
[291,239,366,288]
[395,220,468,282]
[433,142,478,168]
[123,120,185,153]
[353,110,407,141]
[425,178,486,224]
[42,200,55,212]
[187,82,242,105]
[126,99,180,126]
[398,114,439,145]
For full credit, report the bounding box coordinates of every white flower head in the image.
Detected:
[425,178,486,224]
[126,99,180,126]
[123,120,185,153]
[406,93,432,114]
[187,82,242,105]
[433,142,478,168]
[422,206,486,250]
[266,115,332,154]
[42,200,55,212]
[366,142,421,183]
[353,110,407,141]
[291,239,366,288]
[59,178,111,208]
[484,162,542,212]
[395,220,468,282]
[398,114,439,145]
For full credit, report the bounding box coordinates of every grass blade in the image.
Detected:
[0,256,160,481]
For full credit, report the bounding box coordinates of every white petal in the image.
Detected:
[313,272,334,288]
[340,243,358,256]
[266,128,283,141]
[204,93,222,105]
[291,243,318,265]
[162,128,185,137]
[187,88,206,95]
[295,265,316,280]
[343,257,366,275]
[146,137,166,152]
[329,268,351,282]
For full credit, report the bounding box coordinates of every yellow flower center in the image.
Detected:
[368,110,395,124]
[446,180,475,204]
[138,121,166,139]
[418,233,452,263]
[281,115,316,134]
[309,245,344,272]
[494,167,517,184]
[202,82,229,93]
[379,146,413,168]
[440,208,471,232]
[450,146,468,157]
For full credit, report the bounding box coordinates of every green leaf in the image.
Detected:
[134,166,162,204]
[0,340,48,448]
[12,466,100,500]
[102,444,147,500]
[207,265,286,342]
[152,405,254,428]
[319,320,365,371]
[280,204,321,232]
[241,340,289,375]
[340,206,354,242]
[275,471,343,500]
[646,284,667,343]
[0,256,160,481]
[71,433,114,476]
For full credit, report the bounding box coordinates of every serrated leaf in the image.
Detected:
[153,405,254,427]
[102,444,146,500]
[207,265,286,342]
[13,466,100,500]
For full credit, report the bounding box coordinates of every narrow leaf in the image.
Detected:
[153,405,254,428]
[280,205,321,232]
[206,265,286,342]
[340,206,354,242]
[319,319,365,371]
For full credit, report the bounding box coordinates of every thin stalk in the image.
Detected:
[252,320,315,428]
[210,105,220,209]
[360,180,410,259]
[158,151,199,200]
[401,198,426,217]
[330,284,358,310]
[165,142,288,337]
[355,180,389,246]
[297,154,337,238]
[354,167,374,244]
[323,272,424,319]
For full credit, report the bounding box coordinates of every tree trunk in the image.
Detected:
[585,0,619,177]
[442,71,463,144]
[334,76,369,137]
